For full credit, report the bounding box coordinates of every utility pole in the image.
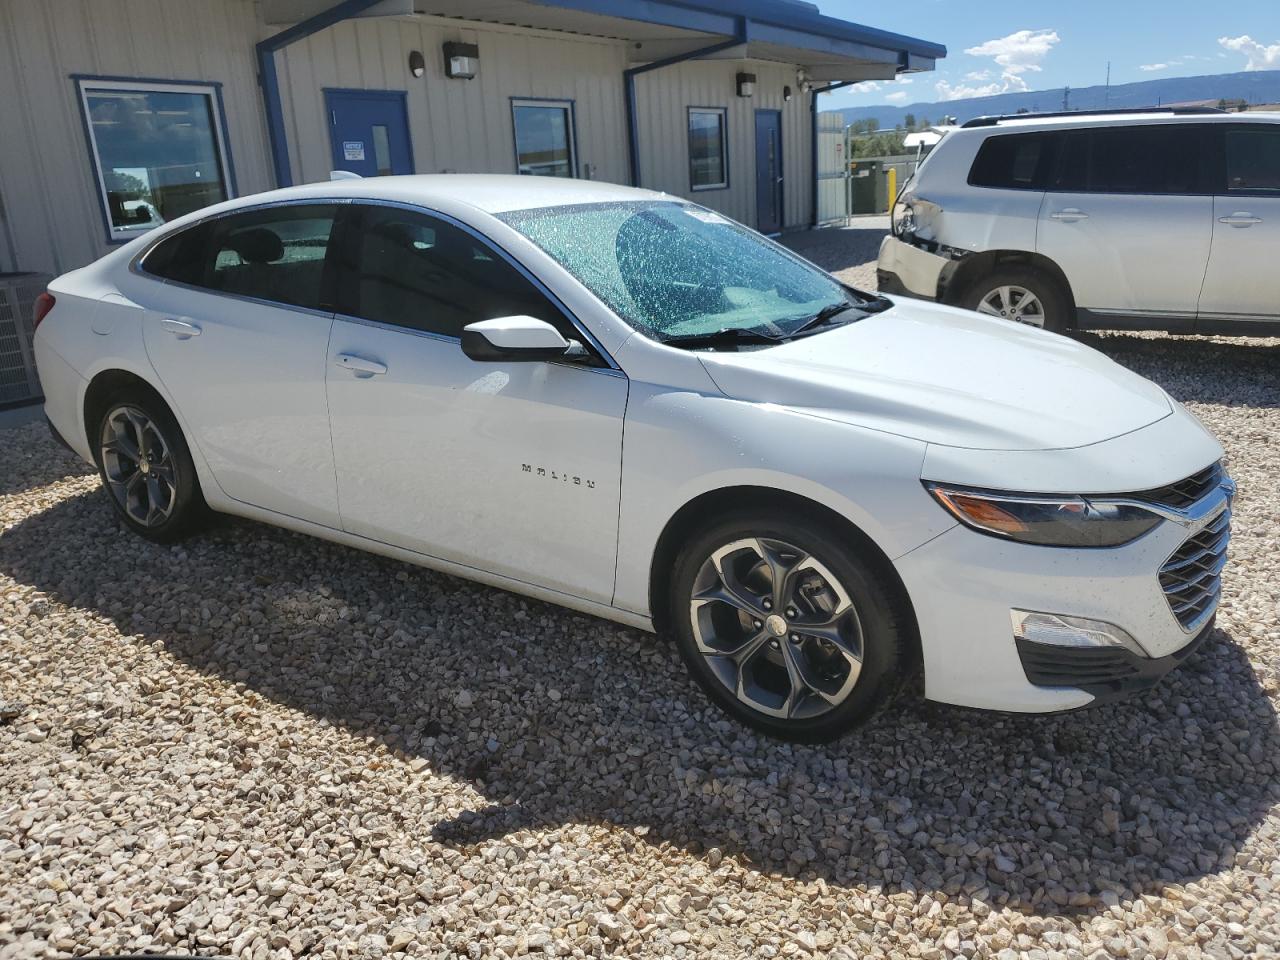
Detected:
[1062,86,1071,111]
[1105,61,1111,106]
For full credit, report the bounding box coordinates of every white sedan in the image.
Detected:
[33,176,1233,741]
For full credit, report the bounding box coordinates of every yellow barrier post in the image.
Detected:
[886,166,898,214]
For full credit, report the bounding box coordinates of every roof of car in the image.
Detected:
[231,174,668,216]
[957,109,1280,133]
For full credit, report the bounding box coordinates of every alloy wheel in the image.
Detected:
[976,284,1045,327]
[689,538,864,720]
[99,406,177,527]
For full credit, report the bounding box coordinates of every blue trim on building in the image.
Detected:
[256,0,387,188]
[509,97,580,179]
[71,74,239,246]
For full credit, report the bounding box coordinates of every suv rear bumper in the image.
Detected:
[877,235,949,301]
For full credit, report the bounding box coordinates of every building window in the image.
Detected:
[77,78,233,241]
[688,107,728,191]
[511,99,576,178]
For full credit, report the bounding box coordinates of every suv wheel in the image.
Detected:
[95,394,208,543]
[961,266,1070,334]
[669,512,911,742]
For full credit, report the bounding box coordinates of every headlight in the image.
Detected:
[892,200,916,238]
[925,483,1162,548]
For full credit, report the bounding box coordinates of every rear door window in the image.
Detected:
[208,205,339,310]
[968,133,1054,189]
[1050,124,1207,194]
[1224,126,1280,194]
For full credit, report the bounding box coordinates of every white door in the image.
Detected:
[1037,125,1213,322]
[324,204,628,603]
[136,203,342,527]
[1198,124,1280,324]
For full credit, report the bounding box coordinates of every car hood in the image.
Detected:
[696,299,1172,451]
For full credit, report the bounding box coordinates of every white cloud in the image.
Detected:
[1218,35,1280,70]
[1140,62,1171,72]
[939,29,1061,101]
[885,91,910,103]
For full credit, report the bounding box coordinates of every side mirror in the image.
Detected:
[462,316,576,362]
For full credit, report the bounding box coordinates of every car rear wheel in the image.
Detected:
[95,394,207,543]
[669,512,911,742]
[961,266,1070,334]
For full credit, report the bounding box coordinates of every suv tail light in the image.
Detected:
[32,291,55,330]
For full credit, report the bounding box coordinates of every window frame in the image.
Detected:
[73,75,238,245]
[687,106,730,192]
[132,199,343,318]
[510,97,578,179]
[332,201,619,371]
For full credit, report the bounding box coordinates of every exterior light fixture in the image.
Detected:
[736,72,756,97]
[783,85,793,102]
[443,41,479,80]
[408,50,425,78]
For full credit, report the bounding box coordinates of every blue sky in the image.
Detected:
[815,0,1280,107]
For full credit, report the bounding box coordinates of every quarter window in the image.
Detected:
[1225,127,1280,194]
[688,108,729,190]
[968,133,1053,190]
[345,206,579,344]
[511,100,576,178]
[77,79,233,241]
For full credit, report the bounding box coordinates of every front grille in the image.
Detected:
[1133,463,1223,510]
[1159,507,1230,631]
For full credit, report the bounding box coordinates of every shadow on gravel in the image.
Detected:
[781,226,887,276]
[3,477,1278,922]
[1083,333,1280,408]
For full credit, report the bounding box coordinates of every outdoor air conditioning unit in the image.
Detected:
[0,272,49,406]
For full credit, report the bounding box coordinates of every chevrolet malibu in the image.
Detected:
[33,176,1233,741]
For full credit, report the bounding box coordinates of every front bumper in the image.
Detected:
[877,235,950,301]
[895,500,1229,713]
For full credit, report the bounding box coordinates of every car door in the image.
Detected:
[1037,124,1213,325]
[135,202,343,528]
[324,203,628,603]
[1198,123,1280,327]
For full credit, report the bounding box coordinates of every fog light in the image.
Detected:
[1010,610,1147,657]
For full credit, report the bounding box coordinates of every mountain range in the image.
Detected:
[832,70,1280,129]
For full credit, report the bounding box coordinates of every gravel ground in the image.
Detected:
[2,230,1280,959]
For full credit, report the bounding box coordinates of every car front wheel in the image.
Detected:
[670,512,912,742]
[961,266,1070,334]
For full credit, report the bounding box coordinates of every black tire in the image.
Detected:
[92,389,208,543]
[669,511,913,743]
[959,265,1072,334]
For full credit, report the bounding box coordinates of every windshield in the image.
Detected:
[497,200,861,343]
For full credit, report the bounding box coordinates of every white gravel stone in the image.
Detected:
[2,233,1279,958]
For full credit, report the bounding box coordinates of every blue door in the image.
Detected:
[754,110,784,234]
[325,88,413,177]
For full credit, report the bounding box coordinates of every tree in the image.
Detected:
[904,113,917,131]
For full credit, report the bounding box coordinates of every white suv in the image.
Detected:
[878,109,1280,335]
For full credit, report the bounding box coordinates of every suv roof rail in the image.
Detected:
[960,106,1226,129]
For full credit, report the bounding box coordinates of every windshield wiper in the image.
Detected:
[786,300,866,338]
[658,327,785,350]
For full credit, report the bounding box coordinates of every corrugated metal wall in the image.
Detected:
[0,0,274,276]
[635,59,813,230]
[275,16,630,188]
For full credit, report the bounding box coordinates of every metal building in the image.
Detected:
[0,0,943,278]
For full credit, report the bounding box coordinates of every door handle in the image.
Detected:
[1219,213,1262,227]
[160,317,201,338]
[1050,209,1089,222]
[334,353,387,376]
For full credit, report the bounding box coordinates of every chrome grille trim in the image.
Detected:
[1160,505,1231,633]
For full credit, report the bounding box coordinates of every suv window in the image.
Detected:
[1226,127,1280,194]
[144,204,339,309]
[343,205,579,343]
[968,133,1053,189]
[1051,125,1203,194]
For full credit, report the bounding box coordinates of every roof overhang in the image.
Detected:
[261,0,945,81]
